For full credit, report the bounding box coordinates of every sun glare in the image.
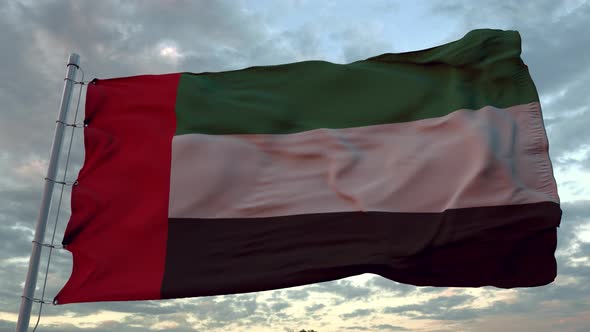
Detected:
[160,46,179,58]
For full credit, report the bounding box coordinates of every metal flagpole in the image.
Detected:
[16,53,80,332]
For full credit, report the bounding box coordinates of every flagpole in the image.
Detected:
[16,53,80,332]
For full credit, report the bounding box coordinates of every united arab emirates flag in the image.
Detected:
[56,29,561,304]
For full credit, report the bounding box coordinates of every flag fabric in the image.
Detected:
[55,29,561,304]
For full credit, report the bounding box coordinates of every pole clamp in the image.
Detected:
[20,296,54,305]
[56,120,87,128]
[44,177,78,186]
[32,241,64,250]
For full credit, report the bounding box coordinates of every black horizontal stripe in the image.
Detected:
[161,202,561,299]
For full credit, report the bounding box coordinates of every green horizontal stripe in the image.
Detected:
[174,29,539,135]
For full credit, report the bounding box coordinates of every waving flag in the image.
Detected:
[56,29,560,304]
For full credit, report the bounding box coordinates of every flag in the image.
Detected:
[55,29,561,304]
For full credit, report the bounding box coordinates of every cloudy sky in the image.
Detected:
[1,0,590,331]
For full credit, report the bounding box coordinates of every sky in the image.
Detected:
[0,0,589,331]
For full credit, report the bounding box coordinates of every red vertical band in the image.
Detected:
[55,74,180,304]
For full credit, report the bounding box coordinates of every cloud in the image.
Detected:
[286,289,311,301]
[331,22,393,63]
[340,308,375,320]
[342,325,371,331]
[557,200,590,253]
[365,276,420,296]
[305,303,326,315]
[383,294,477,320]
[306,279,373,303]
[270,301,292,313]
[372,324,410,331]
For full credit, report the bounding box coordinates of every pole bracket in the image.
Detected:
[20,296,54,305]
[56,119,87,128]
[31,240,64,250]
[44,177,78,186]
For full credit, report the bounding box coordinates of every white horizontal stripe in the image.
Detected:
[169,102,558,218]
